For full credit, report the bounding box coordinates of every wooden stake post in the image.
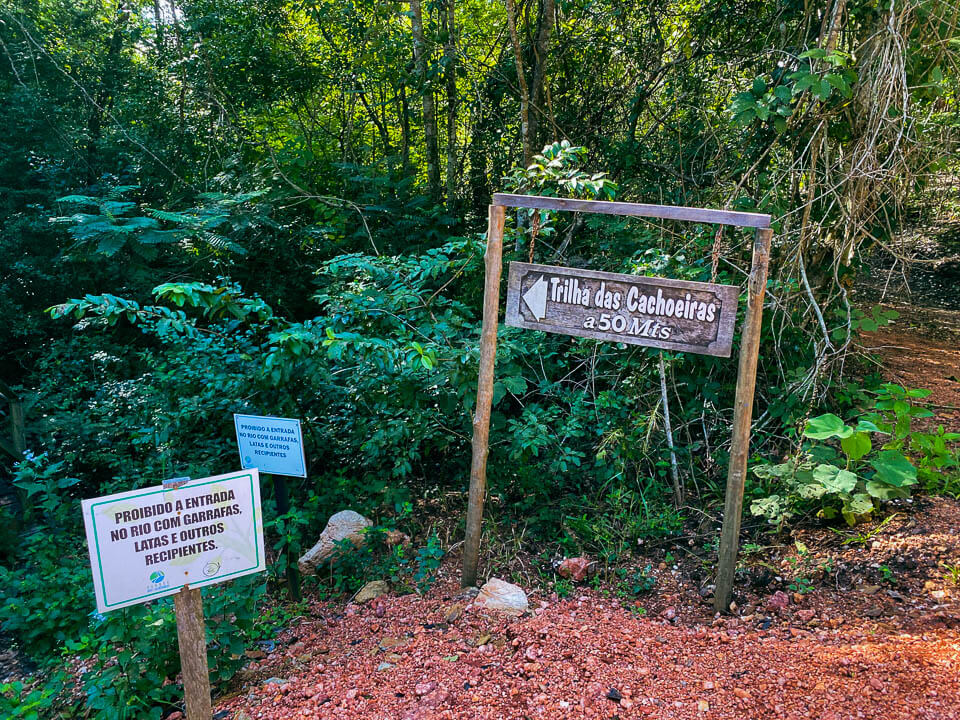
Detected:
[713,227,772,611]
[162,477,213,720]
[82,471,265,720]
[461,195,772,611]
[462,204,505,588]
[173,585,212,720]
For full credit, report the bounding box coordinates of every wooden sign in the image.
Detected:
[461,195,772,619]
[505,262,739,357]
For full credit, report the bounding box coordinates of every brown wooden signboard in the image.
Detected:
[505,262,739,357]
[461,195,773,617]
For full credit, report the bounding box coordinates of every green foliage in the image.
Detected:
[2,2,958,716]
[413,535,445,593]
[505,141,617,199]
[0,675,67,720]
[731,46,857,134]
[617,565,657,596]
[750,384,959,526]
[0,455,90,662]
[51,186,181,257]
[70,577,263,720]
[944,563,960,586]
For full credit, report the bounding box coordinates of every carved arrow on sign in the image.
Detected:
[521,275,548,321]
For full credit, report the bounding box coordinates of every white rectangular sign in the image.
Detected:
[234,414,307,478]
[81,470,265,613]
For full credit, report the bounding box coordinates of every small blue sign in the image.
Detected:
[233,414,307,478]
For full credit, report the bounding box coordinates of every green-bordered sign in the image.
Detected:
[81,470,265,613]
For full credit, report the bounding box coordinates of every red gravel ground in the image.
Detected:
[217,574,960,720]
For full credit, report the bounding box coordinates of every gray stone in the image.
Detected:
[298,510,373,575]
[474,578,528,616]
[354,580,389,604]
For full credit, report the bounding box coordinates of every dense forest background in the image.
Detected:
[1,0,958,715]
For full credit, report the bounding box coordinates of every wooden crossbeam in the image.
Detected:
[493,193,772,228]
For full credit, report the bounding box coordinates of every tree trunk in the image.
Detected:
[399,81,412,173]
[153,0,165,64]
[504,0,532,166]
[167,0,187,152]
[528,0,556,151]
[358,85,393,157]
[410,0,441,201]
[87,9,126,183]
[468,112,489,218]
[443,0,458,211]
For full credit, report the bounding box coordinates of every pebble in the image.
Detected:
[415,681,437,696]
[766,591,790,611]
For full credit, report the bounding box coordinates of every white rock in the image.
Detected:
[475,578,528,616]
[298,510,372,575]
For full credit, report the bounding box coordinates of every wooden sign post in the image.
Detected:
[174,585,212,719]
[505,262,740,357]
[462,204,505,588]
[713,227,772,611]
[82,471,267,719]
[461,193,771,614]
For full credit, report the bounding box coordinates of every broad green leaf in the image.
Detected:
[865,481,911,500]
[847,493,874,515]
[797,482,827,499]
[870,450,918,487]
[810,445,840,464]
[824,73,852,98]
[501,375,527,394]
[855,419,882,433]
[793,73,817,94]
[840,431,871,461]
[752,462,792,479]
[750,495,786,522]
[813,464,858,493]
[804,413,854,439]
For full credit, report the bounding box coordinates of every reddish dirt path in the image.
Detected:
[213,306,960,720]
[218,492,960,720]
[216,576,959,720]
[861,303,960,433]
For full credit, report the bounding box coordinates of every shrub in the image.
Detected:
[750,384,959,526]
